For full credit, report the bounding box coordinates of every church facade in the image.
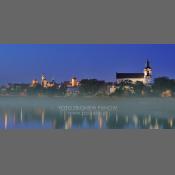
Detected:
[116,60,152,85]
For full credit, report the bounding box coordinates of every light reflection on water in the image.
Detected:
[0,106,175,129]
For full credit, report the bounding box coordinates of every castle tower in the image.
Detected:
[41,74,46,81]
[144,60,152,84]
[71,77,78,87]
[41,74,46,87]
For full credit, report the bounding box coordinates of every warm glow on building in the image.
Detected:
[116,60,152,85]
[71,77,79,87]
[41,74,56,88]
[31,79,39,87]
[161,90,173,97]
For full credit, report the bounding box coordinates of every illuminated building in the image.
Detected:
[41,74,56,88]
[41,74,48,88]
[65,77,80,96]
[71,77,79,87]
[161,90,173,97]
[64,77,79,87]
[116,60,152,85]
[143,60,152,84]
[31,79,39,87]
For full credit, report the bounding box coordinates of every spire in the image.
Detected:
[145,59,151,68]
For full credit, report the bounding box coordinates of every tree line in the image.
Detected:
[113,77,175,97]
[0,77,175,97]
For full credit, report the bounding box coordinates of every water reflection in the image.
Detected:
[0,106,175,129]
[20,108,23,123]
[41,110,45,126]
[4,112,8,129]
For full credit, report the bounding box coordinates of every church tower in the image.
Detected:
[144,60,152,84]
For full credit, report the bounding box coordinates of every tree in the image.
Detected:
[133,81,145,96]
[58,84,67,95]
[27,84,43,96]
[114,80,134,96]
[80,79,106,95]
[153,77,175,96]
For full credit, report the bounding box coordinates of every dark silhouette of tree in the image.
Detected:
[153,77,175,96]
[58,84,67,95]
[114,80,134,96]
[133,81,145,96]
[80,79,106,95]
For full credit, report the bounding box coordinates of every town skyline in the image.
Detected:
[0,44,175,85]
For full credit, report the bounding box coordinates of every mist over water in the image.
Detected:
[0,96,175,129]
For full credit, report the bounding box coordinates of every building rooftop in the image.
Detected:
[145,59,152,69]
[116,73,144,79]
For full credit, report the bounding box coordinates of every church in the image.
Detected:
[116,60,152,85]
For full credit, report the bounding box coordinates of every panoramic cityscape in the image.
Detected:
[0,44,175,129]
[0,59,174,97]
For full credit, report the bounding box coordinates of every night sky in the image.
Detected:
[0,44,175,84]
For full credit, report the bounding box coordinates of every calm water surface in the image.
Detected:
[0,97,175,129]
[0,105,175,129]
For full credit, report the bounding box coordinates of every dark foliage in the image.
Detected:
[80,79,106,95]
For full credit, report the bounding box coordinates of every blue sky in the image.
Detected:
[0,44,174,84]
